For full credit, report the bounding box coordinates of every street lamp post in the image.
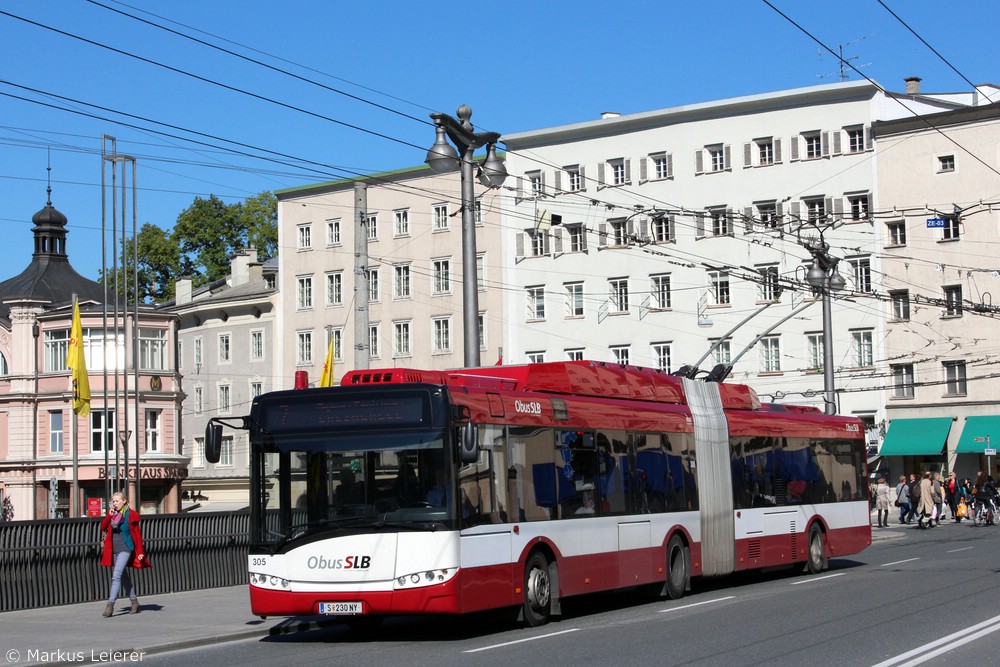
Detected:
[804,238,846,415]
[425,105,507,367]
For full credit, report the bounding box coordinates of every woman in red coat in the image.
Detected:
[99,491,150,617]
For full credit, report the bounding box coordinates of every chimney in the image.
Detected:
[600,111,620,120]
[904,77,922,95]
[175,278,192,305]
[230,248,259,287]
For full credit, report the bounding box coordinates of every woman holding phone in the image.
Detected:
[99,491,150,617]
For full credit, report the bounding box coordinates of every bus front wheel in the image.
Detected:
[802,525,825,574]
[665,534,688,600]
[522,551,552,627]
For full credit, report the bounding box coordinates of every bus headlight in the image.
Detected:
[393,568,455,589]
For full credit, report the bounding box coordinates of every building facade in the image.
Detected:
[0,196,185,519]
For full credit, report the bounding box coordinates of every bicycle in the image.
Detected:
[972,498,996,526]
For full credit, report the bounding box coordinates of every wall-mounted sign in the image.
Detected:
[150,375,162,391]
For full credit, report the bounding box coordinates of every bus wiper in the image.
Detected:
[270,516,372,553]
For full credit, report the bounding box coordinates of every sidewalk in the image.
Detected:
[1,585,331,666]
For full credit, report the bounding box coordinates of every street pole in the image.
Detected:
[802,225,846,416]
[821,284,836,416]
[426,105,506,368]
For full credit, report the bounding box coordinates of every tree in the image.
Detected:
[236,191,278,262]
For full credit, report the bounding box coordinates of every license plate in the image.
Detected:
[319,602,363,615]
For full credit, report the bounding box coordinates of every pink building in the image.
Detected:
[0,195,185,519]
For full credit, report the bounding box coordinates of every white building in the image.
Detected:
[500,79,970,442]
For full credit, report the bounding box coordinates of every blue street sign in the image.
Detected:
[926,217,946,228]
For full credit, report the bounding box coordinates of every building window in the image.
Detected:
[805,198,826,223]
[651,274,672,309]
[890,290,910,321]
[44,330,70,373]
[433,203,449,230]
[138,328,167,371]
[331,328,344,362]
[566,348,584,361]
[709,271,730,305]
[90,409,115,453]
[432,317,451,354]
[609,345,630,365]
[651,215,673,243]
[297,224,312,250]
[393,321,410,357]
[394,264,411,299]
[938,155,955,172]
[218,333,231,363]
[565,165,583,192]
[177,341,183,371]
[193,337,203,367]
[432,259,451,295]
[710,339,732,365]
[369,324,381,359]
[527,352,546,364]
[852,330,874,367]
[944,285,963,316]
[709,145,725,172]
[846,127,865,153]
[478,313,487,352]
[194,387,203,414]
[608,219,628,246]
[850,258,872,293]
[526,170,544,196]
[609,278,629,313]
[368,268,380,302]
[757,139,775,166]
[891,364,914,399]
[366,214,378,240]
[250,330,264,360]
[757,202,779,230]
[49,411,63,454]
[709,208,731,236]
[529,229,549,256]
[250,382,262,398]
[886,221,906,246]
[807,333,824,372]
[943,215,961,241]
[326,271,343,307]
[651,342,671,372]
[394,209,410,236]
[565,282,584,317]
[219,436,233,467]
[848,195,870,221]
[296,331,312,365]
[757,265,780,302]
[944,361,967,396]
[609,158,628,185]
[804,132,822,159]
[326,218,341,245]
[651,153,671,179]
[192,437,204,469]
[567,224,586,252]
[145,410,160,452]
[527,286,546,320]
[477,253,486,292]
[760,336,781,373]
[296,275,313,309]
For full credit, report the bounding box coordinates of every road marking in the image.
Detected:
[946,547,973,553]
[881,558,920,566]
[790,573,844,585]
[657,596,735,613]
[464,628,579,653]
[871,613,1000,666]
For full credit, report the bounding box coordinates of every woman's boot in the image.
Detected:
[103,603,114,617]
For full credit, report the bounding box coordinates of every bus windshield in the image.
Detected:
[251,428,455,549]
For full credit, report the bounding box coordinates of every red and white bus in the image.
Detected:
[206,361,871,626]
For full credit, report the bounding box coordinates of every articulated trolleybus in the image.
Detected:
[205,361,870,626]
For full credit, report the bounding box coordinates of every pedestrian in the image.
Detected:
[99,491,151,617]
[874,476,891,527]
[917,471,936,529]
[905,473,920,524]
[945,472,959,521]
[932,472,944,525]
[955,478,972,523]
[895,475,910,524]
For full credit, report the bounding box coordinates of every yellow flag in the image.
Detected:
[66,301,91,416]
[318,337,335,387]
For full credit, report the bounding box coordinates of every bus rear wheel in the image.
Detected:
[802,525,825,575]
[665,535,688,600]
[522,551,552,627]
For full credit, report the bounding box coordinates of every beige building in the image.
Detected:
[275,166,506,384]
[874,101,1000,477]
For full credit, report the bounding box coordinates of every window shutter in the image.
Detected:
[553,227,563,254]
[790,137,799,162]
[639,157,648,183]
[554,170,562,192]
[832,131,842,155]
[598,222,608,247]
[695,213,706,239]
[866,193,874,217]
[727,208,735,236]
[833,197,844,218]
[790,201,801,220]
[695,150,704,174]
[744,143,752,168]
[639,218,649,241]
[543,232,551,255]
[540,171,546,195]
[624,159,632,184]
[668,215,676,242]
[579,165,586,188]
[724,145,732,170]
[864,126,873,151]
[825,197,834,218]
[774,138,782,163]
[597,162,606,188]
[627,218,635,242]
[580,226,588,251]
[822,132,830,157]
[666,154,673,179]
[776,201,784,223]
[515,232,525,259]
[744,206,753,234]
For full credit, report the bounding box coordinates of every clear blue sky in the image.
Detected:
[1,0,996,283]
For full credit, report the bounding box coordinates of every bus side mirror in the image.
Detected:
[459,423,478,464]
[205,422,223,464]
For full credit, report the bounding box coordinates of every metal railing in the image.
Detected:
[0,511,249,612]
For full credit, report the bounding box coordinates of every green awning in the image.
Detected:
[955,416,1000,454]
[879,417,953,456]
